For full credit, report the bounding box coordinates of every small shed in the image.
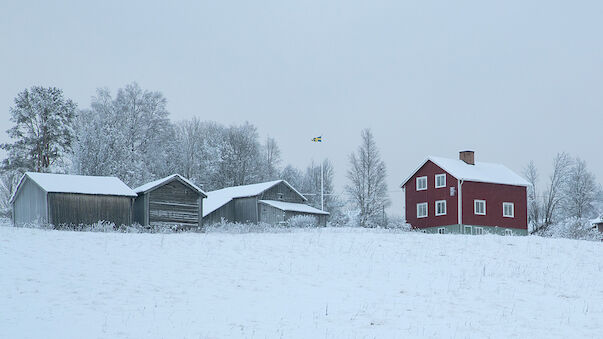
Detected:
[11,172,136,227]
[203,180,329,226]
[132,174,207,229]
[591,217,603,233]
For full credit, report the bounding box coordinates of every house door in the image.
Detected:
[464,226,472,235]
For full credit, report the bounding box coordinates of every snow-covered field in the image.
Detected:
[2,225,603,338]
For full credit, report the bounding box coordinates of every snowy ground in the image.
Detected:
[1,225,603,338]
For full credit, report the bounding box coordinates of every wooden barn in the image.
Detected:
[11,172,136,227]
[203,180,329,226]
[132,174,207,229]
[401,151,530,235]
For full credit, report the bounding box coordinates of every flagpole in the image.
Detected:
[321,159,324,211]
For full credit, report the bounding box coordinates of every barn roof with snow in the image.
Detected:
[133,174,207,197]
[203,180,306,217]
[400,156,531,188]
[259,200,329,215]
[10,172,136,203]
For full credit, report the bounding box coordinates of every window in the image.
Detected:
[474,200,486,215]
[475,227,484,235]
[277,193,284,200]
[504,229,513,236]
[417,202,428,218]
[503,202,514,218]
[435,174,446,188]
[416,176,427,191]
[435,200,447,216]
[438,228,446,234]
[464,226,472,234]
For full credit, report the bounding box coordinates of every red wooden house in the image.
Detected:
[401,151,530,235]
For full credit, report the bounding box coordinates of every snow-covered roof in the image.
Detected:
[203,180,306,217]
[11,172,137,203]
[401,156,531,187]
[259,200,330,215]
[133,174,207,197]
[590,217,603,225]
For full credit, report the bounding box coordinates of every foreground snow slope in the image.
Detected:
[1,226,602,338]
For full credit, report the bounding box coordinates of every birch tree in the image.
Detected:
[563,158,598,219]
[524,161,541,231]
[346,129,389,227]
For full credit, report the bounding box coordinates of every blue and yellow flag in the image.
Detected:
[311,136,322,142]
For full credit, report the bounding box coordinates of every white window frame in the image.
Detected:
[474,200,486,215]
[435,200,447,216]
[464,225,472,234]
[438,227,446,234]
[475,227,484,235]
[503,202,514,218]
[416,176,427,191]
[435,174,446,188]
[416,202,428,218]
[504,229,513,236]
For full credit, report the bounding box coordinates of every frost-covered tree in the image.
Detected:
[346,129,390,227]
[563,158,599,219]
[0,169,23,217]
[2,87,76,172]
[72,83,171,186]
[524,161,541,231]
[281,164,304,189]
[213,122,261,188]
[172,119,224,190]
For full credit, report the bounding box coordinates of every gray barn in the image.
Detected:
[11,172,136,227]
[133,174,207,229]
[203,180,329,226]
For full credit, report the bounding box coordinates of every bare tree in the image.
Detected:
[564,158,598,219]
[346,129,390,227]
[259,136,281,181]
[214,122,261,187]
[540,153,573,231]
[523,161,540,231]
[0,169,23,217]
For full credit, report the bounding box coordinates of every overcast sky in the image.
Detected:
[1,0,602,215]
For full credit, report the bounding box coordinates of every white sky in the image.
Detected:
[1,0,602,215]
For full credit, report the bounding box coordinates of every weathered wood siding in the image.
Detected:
[233,197,258,223]
[13,178,48,226]
[260,182,305,203]
[48,193,132,226]
[203,200,235,225]
[148,180,201,227]
[259,202,286,225]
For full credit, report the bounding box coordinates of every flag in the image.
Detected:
[311,136,322,142]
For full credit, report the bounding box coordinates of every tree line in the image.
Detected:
[0,84,391,226]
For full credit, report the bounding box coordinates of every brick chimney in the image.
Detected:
[459,150,475,165]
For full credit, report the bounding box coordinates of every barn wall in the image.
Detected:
[132,193,146,225]
[259,203,285,225]
[48,193,132,226]
[148,180,201,227]
[203,200,235,225]
[404,160,459,229]
[13,178,48,226]
[234,197,258,223]
[260,182,305,203]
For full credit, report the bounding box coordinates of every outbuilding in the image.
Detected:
[203,180,329,226]
[11,172,136,227]
[132,174,207,229]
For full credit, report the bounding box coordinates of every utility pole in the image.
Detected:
[321,160,324,211]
